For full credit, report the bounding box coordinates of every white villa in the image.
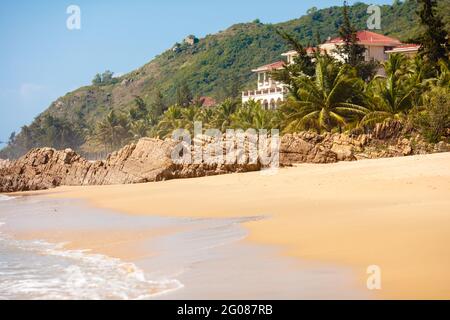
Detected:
[242,30,420,108]
[241,61,286,109]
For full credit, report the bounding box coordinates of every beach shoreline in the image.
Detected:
[4,153,450,299]
[1,196,367,299]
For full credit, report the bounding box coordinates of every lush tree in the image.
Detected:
[39,115,84,150]
[229,75,243,100]
[411,86,450,142]
[280,56,368,132]
[101,70,115,84]
[92,73,102,85]
[231,100,280,130]
[417,0,449,70]
[197,107,216,127]
[273,28,315,77]
[212,99,239,131]
[129,96,149,122]
[150,90,166,118]
[179,106,201,133]
[335,1,366,68]
[362,54,416,126]
[156,105,184,138]
[434,61,450,87]
[334,1,379,81]
[271,29,316,101]
[92,70,117,86]
[95,110,130,151]
[129,120,149,139]
[176,82,193,108]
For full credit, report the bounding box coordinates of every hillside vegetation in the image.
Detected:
[1,0,449,159]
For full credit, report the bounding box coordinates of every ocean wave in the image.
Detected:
[0,237,183,300]
[0,195,15,202]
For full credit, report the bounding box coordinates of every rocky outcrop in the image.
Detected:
[0,138,261,192]
[280,132,366,165]
[0,159,10,170]
[372,120,404,140]
[280,131,449,164]
[1,132,449,193]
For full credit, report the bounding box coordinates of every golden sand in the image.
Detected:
[34,153,450,299]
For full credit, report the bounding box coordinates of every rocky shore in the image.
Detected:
[1,123,448,192]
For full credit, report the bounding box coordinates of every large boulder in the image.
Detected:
[0,138,262,192]
[279,132,362,165]
[0,159,10,170]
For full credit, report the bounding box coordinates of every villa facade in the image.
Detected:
[241,61,287,109]
[242,30,420,108]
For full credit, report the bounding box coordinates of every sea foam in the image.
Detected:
[0,195,15,202]
[0,237,183,300]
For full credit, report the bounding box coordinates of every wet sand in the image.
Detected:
[0,197,367,299]
[27,152,450,299]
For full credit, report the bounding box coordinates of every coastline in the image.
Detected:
[6,153,450,299]
[0,197,367,299]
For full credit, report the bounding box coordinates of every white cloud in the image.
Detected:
[19,83,47,99]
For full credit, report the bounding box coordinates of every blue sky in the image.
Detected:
[0,0,393,144]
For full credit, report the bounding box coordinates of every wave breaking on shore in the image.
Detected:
[0,223,183,300]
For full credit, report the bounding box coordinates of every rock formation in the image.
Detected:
[1,131,448,193]
[0,159,10,170]
[0,138,261,192]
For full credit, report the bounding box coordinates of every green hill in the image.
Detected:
[2,0,449,158]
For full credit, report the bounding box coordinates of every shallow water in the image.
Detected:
[0,195,371,300]
[0,196,184,300]
[0,234,182,300]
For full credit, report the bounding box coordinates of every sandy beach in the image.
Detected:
[8,153,450,299]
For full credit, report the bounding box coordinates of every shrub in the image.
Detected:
[411,87,450,143]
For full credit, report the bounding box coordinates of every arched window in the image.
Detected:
[276,98,282,107]
[263,100,269,109]
[270,99,276,110]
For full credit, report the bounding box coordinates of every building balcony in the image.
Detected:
[242,86,285,97]
[242,86,287,109]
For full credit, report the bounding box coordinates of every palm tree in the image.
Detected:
[281,56,368,133]
[197,107,215,129]
[179,106,201,133]
[155,105,183,138]
[231,100,279,130]
[129,120,149,140]
[212,99,238,131]
[95,110,130,151]
[362,54,415,126]
[434,60,450,88]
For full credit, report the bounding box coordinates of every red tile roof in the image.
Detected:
[252,60,285,72]
[199,96,217,108]
[324,30,402,46]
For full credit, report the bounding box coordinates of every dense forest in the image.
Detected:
[1,0,449,159]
